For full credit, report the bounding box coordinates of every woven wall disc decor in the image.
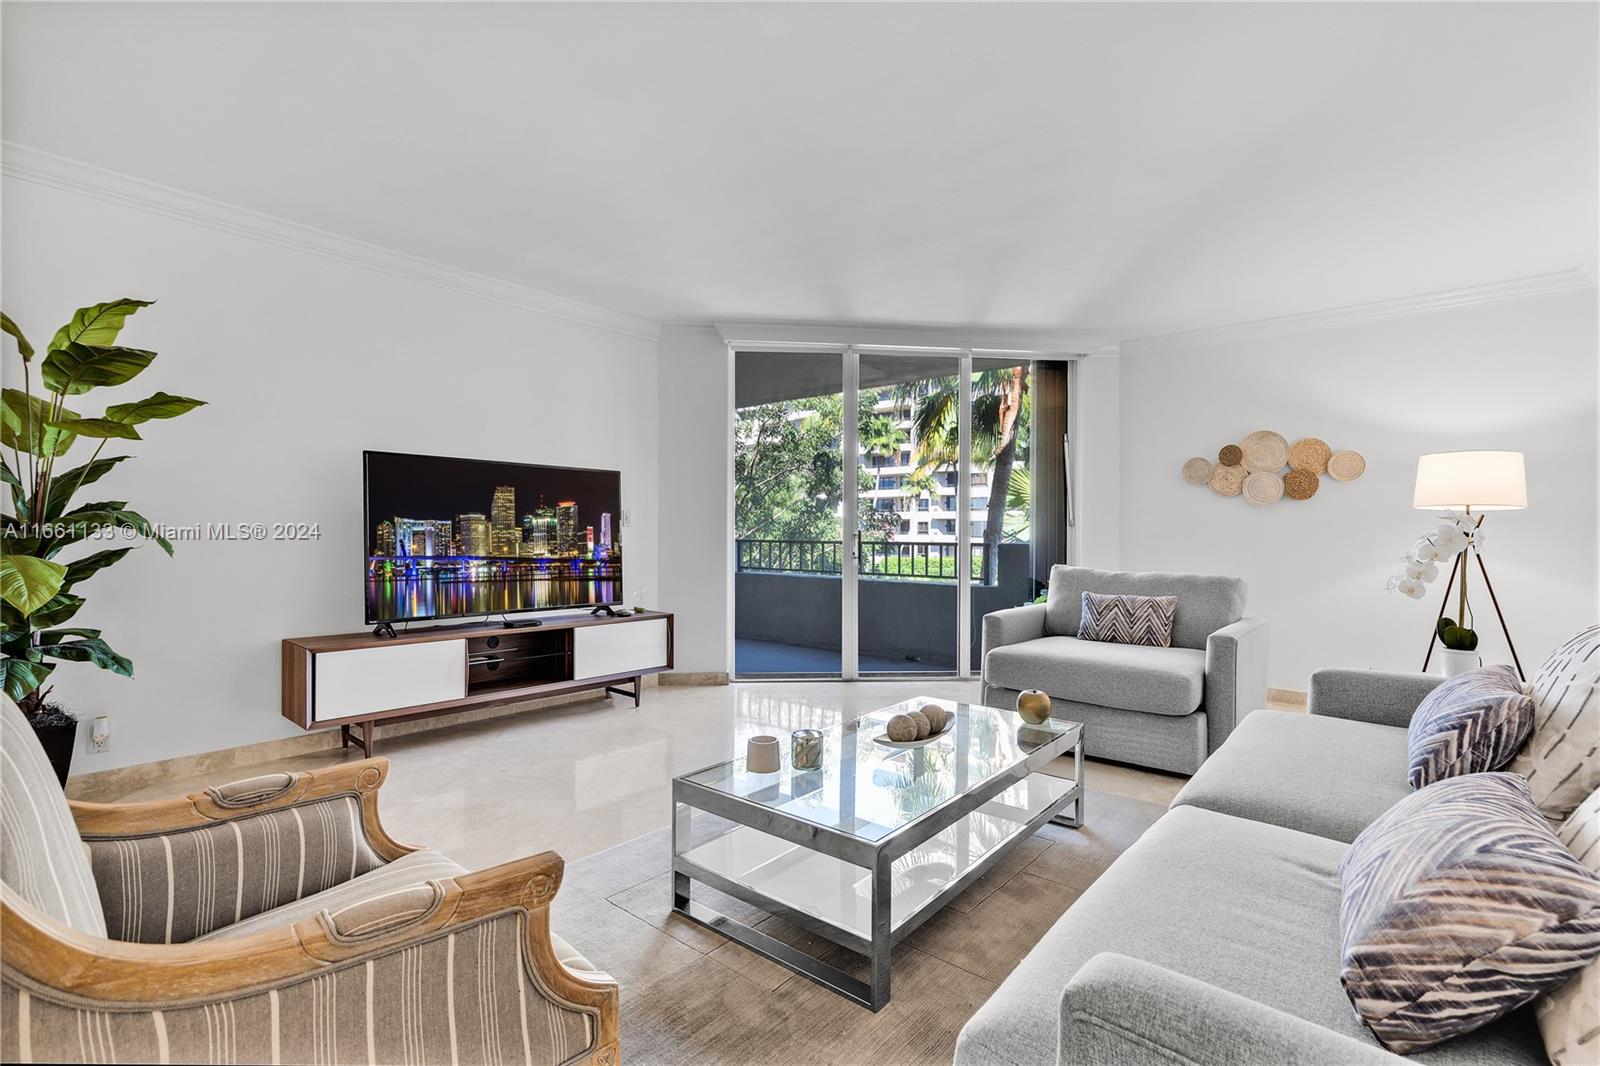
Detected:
[1283,468,1319,500]
[1240,430,1289,472]
[1327,450,1367,481]
[1209,464,1247,497]
[1243,470,1284,507]
[1289,437,1332,474]
[1184,430,1362,507]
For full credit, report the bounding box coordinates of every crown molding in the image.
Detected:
[1120,265,1597,356]
[0,141,662,343]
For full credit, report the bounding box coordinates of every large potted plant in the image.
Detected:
[1,300,203,783]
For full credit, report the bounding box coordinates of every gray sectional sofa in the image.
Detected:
[981,565,1269,774]
[955,667,1548,1066]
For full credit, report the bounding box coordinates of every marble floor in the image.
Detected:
[111,679,1190,872]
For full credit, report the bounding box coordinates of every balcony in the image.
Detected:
[733,538,1033,676]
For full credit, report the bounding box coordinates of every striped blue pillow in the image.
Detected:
[1407,665,1532,790]
[1339,773,1600,1053]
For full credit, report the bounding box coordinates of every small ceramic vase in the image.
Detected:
[746,735,781,773]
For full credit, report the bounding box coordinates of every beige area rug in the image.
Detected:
[550,787,1168,1065]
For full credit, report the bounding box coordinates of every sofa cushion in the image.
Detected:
[984,635,1204,716]
[197,848,467,941]
[1407,665,1533,789]
[1508,624,1600,826]
[955,805,1545,1066]
[1077,591,1177,647]
[1172,710,1414,843]
[0,697,107,938]
[1338,773,1600,1054]
[1044,565,1246,650]
[1538,782,1600,1066]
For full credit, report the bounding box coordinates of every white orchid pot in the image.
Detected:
[1440,648,1481,678]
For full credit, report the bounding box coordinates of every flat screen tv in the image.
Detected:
[364,450,623,624]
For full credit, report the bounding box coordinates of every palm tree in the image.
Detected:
[906,367,1029,584]
[859,412,905,465]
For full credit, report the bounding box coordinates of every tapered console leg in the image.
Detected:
[359,720,374,757]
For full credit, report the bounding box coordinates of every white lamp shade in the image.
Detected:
[1413,451,1527,511]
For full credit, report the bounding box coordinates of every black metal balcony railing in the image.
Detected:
[736,537,986,581]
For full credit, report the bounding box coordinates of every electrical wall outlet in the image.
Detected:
[86,715,110,754]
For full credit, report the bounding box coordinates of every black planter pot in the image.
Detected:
[30,718,77,786]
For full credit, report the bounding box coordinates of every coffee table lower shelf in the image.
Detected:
[671,771,1082,1010]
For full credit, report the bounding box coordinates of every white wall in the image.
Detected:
[656,326,731,674]
[2,177,661,771]
[1072,356,1121,570]
[1118,290,1598,691]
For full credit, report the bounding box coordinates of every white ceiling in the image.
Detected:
[3,3,1595,338]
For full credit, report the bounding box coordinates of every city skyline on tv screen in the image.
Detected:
[364,451,622,623]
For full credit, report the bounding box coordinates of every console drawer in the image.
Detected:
[312,639,466,722]
[573,618,668,680]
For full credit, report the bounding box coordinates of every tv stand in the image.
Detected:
[283,611,674,756]
[590,604,619,617]
[372,622,398,640]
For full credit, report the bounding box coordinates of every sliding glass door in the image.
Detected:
[968,356,1036,670]
[732,351,846,677]
[731,347,1048,680]
[854,352,964,676]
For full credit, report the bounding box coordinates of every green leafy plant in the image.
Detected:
[1437,616,1479,652]
[0,300,204,717]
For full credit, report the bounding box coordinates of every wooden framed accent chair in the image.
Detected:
[0,696,618,1065]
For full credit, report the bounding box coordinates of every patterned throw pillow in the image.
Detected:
[1406,665,1533,790]
[1539,783,1600,1066]
[1508,625,1600,826]
[1076,592,1176,648]
[1338,773,1600,1054]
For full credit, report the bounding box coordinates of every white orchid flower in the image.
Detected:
[1395,576,1426,599]
[1434,526,1468,555]
[1413,539,1446,564]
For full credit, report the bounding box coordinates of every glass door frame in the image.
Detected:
[729,342,974,681]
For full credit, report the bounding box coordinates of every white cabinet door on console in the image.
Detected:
[313,639,466,722]
[573,619,668,680]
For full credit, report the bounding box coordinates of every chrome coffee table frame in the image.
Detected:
[670,710,1083,1011]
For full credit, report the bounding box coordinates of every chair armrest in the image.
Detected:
[1307,669,1443,728]
[1202,617,1269,754]
[71,759,417,943]
[982,603,1048,663]
[70,756,413,858]
[1059,953,1399,1066]
[1,850,620,1066]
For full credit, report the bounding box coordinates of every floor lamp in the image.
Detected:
[1414,450,1527,680]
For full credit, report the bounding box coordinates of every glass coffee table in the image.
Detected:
[671,697,1083,1010]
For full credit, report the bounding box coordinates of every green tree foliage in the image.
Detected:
[907,367,1031,582]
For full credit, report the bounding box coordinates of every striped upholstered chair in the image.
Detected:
[0,697,618,1065]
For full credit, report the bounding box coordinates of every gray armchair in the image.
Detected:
[981,565,1268,774]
